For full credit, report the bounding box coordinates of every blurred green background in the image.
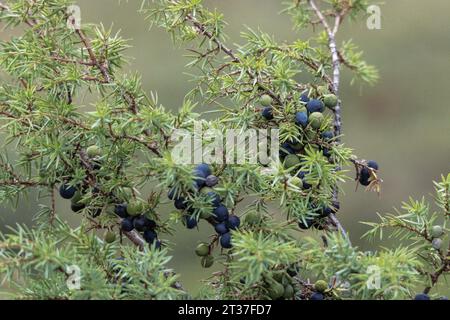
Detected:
[1,0,449,295]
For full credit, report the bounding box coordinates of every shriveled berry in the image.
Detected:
[195,243,210,257]
[213,205,229,222]
[260,94,273,107]
[262,107,274,120]
[306,99,324,113]
[59,184,76,199]
[205,175,219,187]
[215,222,229,235]
[220,233,232,249]
[227,215,241,230]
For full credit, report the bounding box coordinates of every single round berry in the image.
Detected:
[86,145,102,158]
[174,197,188,210]
[431,225,444,238]
[267,281,285,300]
[220,233,233,249]
[184,215,198,229]
[195,243,210,257]
[205,175,219,187]
[310,292,324,300]
[114,204,128,218]
[121,217,135,232]
[283,284,295,299]
[367,160,379,170]
[213,205,229,222]
[283,154,301,170]
[289,176,303,189]
[206,192,221,207]
[143,230,158,244]
[432,238,442,250]
[260,94,273,107]
[71,202,85,213]
[300,94,310,103]
[227,215,241,230]
[359,167,371,186]
[59,184,76,199]
[133,216,156,232]
[201,255,214,268]
[193,169,207,189]
[168,188,177,200]
[323,94,338,108]
[414,293,430,300]
[321,131,334,141]
[127,200,144,216]
[295,111,308,127]
[306,99,325,113]
[261,107,274,120]
[195,163,212,177]
[308,112,324,130]
[314,280,328,293]
[104,231,116,244]
[215,222,229,235]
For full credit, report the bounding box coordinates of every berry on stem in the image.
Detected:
[59,184,76,199]
[214,222,229,235]
[227,215,241,230]
[195,243,210,257]
[295,111,308,127]
[121,217,135,232]
[261,107,274,120]
[220,233,232,249]
[306,99,324,113]
[260,94,273,107]
[213,205,229,222]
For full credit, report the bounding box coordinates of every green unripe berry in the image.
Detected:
[195,242,210,257]
[272,271,284,283]
[267,280,285,300]
[323,94,338,108]
[289,176,303,189]
[314,280,328,293]
[86,145,102,158]
[432,238,443,250]
[317,85,329,96]
[127,200,144,216]
[200,187,215,195]
[260,94,273,107]
[308,112,324,130]
[283,154,301,170]
[283,284,295,299]
[431,225,443,238]
[245,212,262,226]
[201,255,214,268]
[71,190,83,205]
[104,231,116,243]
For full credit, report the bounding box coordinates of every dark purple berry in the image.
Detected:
[262,107,274,120]
[174,197,188,210]
[213,205,229,222]
[310,292,324,300]
[300,94,310,103]
[185,215,198,229]
[215,222,229,235]
[59,184,76,199]
[121,217,135,232]
[196,163,212,177]
[367,160,379,170]
[71,202,85,213]
[205,175,219,187]
[220,233,232,249]
[414,293,430,300]
[295,112,308,127]
[227,215,241,230]
[133,216,156,232]
[143,230,158,244]
[207,192,221,207]
[306,99,324,113]
[114,204,128,218]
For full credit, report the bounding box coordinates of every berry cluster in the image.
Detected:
[169,164,240,257]
[260,91,340,230]
[59,145,161,248]
[261,270,296,300]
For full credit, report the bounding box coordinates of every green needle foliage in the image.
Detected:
[0,0,447,300]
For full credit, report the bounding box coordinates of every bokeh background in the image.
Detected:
[1,0,449,295]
